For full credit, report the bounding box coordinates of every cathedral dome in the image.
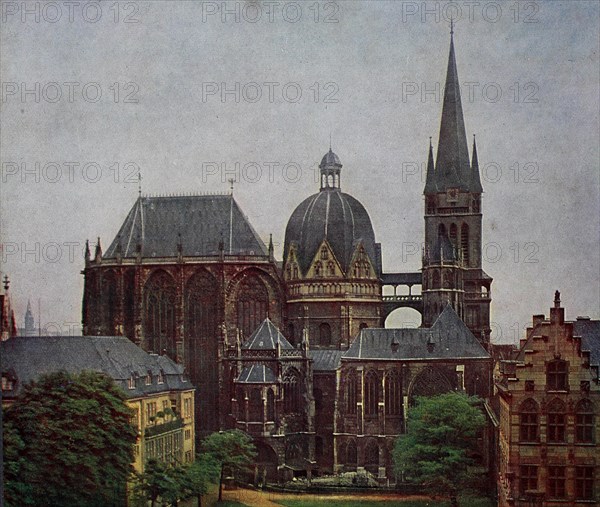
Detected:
[320,149,342,168]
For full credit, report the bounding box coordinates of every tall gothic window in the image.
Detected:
[320,246,328,260]
[519,399,539,442]
[547,359,568,391]
[249,388,263,422]
[547,398,566,443]
[575,399,594,443]
[438,223,446,237]
[319,323,332,346]
[236,275,268,340]
[346,440,357,470]
[449,223,457,246]
[385,370,402,416]
[346,371,357,415]
[364,440,379,474]
[461,223,470,265]
[266,388,275,421]
[144,271,176,357]
[283,369,300,413]
[123,270,136,340]
[100,270,118,335]
[364,370,379,417]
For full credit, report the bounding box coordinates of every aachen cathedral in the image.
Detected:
[83,32,497,483]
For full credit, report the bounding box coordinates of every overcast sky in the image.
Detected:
[1,0,598,343]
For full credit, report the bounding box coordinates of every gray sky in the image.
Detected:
[1,0,599,343]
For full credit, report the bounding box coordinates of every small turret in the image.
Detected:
[94,237,102,263]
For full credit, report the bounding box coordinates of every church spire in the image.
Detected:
[434,27,471,191]
[471,134,483,193]
[424,137,436,194]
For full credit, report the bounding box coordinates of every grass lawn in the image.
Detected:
[277,498,493,507]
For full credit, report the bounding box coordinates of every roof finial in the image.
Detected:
[429,136,432,148]
[228,178,235,195]
[138,173,142,197]
[450,16,454,37]
[329,132,332,151]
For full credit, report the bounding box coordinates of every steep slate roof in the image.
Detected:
[574,318,600,377]
[242,318,294,351]
[1,336,190,398]
[236,364,277,384]
[343,305,489,361]
[104,194,267,258]
[284,190,378,275]
[309,350,343,371]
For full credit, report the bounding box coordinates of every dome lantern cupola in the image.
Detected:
[319,148,342,191]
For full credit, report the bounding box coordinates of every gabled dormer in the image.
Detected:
[305,240,344,279]
[348,242,376,280]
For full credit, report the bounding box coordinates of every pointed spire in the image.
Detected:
[84,239,91,263]
[424,136,437,193]
[94,237,102,262]
[435,27,471,191]
[268,234,274,260]
[471,134,483,193]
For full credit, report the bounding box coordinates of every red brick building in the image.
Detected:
[496,292,599,506]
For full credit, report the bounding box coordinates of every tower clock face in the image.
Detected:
[447,188,459,202]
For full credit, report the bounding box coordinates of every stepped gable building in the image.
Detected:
[82,30,495,482]
[1,335,196,478]
[82,193,284,434]
[496,293,599,506]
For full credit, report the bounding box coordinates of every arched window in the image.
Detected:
[266,388,275,421]
[346,372,357,414]
[385,370,402,416]
[346,440,357,469]
[353,263,360,278]
[283,369,300,413]
[547,359,568,391]
[249,388,263,422]
[314,262,323,277]
[185,270,218,423]
[327,261,335,276]
[144,271,176,357]
[236,275,269,340]
[292,266,299,279]
[314,388,323,412]
[364,440,379,474]
[100,270,117,335]
[449,223,457,246]
[547,398,566,443]
[364,370,379,417]
[438,223,446,237]
[575,399,594,443]
[461,223,469,265]
[319,323,332,347]
[519,399,539,442]
[432,270,440,288]
[320,247,328,260]
[338,442,347,465]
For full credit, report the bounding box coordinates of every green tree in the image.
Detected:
[133,458,187,507]
[2,370,137,507]
[181,453,220,507]
[201,429,257,502]
[393,392,487,505]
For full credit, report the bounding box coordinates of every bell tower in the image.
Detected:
[422,28,492,346]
